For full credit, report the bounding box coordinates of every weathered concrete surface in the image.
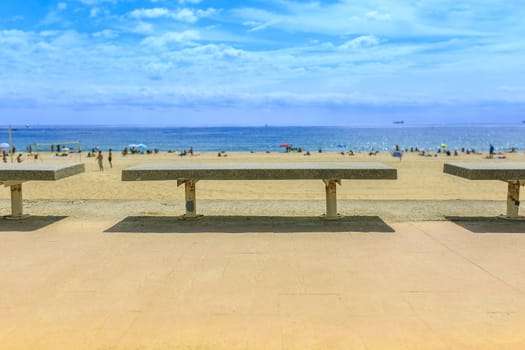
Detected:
[1,163,85,218]
[2,218,525,349]
[0,163,85,182]
[444,162,525,181]
[122,162,397,181]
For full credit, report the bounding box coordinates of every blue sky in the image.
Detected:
[0,0,524,126]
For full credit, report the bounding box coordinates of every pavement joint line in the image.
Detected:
[414,222,525,296]
[114,310,143,346]
[399,293,443,347]
[278,293,340,296]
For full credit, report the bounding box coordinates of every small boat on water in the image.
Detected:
[393,121,404,124]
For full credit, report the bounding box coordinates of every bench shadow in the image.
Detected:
[446,216,525,234]
[0,216,67,232]
[105,216,395,234]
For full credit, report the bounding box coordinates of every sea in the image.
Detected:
[3,124,525,153]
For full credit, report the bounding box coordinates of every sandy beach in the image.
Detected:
[1,151,525,349]
[2,150,525,203]
[1,149,524,220]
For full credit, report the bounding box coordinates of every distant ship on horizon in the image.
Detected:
[393,121,404,124]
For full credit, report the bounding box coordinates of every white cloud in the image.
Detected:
[0,30,33,46]
[248,20,282,32]
[197,8,216,17]
[174,8,198,22]
[366,11,391,21]
[93,29,119,39]
[2,1,525,115]
[145,61,174,80]
[231,1,511,37]
[57,3,68,11]
[141,30,200,47]
[339,35,380,50]
[130,8,170,19]
[39,30,61,37]
[178,44,249,60]
[90,8,100,17]
[129,7,215,23]
[179,0,201,4]
[80,0,117,4]
[40,11,63,26]
[133,22,154,35]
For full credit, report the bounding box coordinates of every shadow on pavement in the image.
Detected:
[105,215,395,234]
[446,216,525,234]
[0,216,67,232]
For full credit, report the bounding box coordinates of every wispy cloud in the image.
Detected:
[79,0,118,4]
[1,0,525,124]
[130,7,170,19]
[92,29,119,38]
[132,22,155,34]
[232,0,520,38]
[40,3,71,27]
[339,35,380,50]
[141,30,200,47]
[90,8,100,17]
[129,7,215,23]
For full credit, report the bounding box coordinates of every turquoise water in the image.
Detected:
[3,124,525,153]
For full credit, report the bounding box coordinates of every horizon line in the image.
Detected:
[2,121,525,128]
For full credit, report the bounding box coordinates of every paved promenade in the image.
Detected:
[1,215,525,349]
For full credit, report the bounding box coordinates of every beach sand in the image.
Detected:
[2,150,524,203]
[1,151,525,349]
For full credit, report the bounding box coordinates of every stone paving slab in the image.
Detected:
[0,163,85,182]
[444,162,525,181]
[122,162,397,181]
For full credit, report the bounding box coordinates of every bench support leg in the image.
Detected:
[5,182,29,220]
[322,179,342,220]
[178,179,201,219]
[505,181,522,218]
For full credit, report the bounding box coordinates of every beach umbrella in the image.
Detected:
[128,143,148,149]
[440,144,448,149]
[0,142,9,149]
[279,143,291,147]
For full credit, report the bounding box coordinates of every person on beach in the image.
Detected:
[16,153,23,163]
[108,149,113,168]
[489,144,495,159]
[96,151,104,171]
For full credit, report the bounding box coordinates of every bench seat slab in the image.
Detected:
[122,162,397,181]
[444,162,525,181]
[123,162,397,218]
[1,163,85,219]
[444,162,525,218]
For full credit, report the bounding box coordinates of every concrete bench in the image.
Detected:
[444,162,525,219]
[1,163,85,219]
[122,162,397,219]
